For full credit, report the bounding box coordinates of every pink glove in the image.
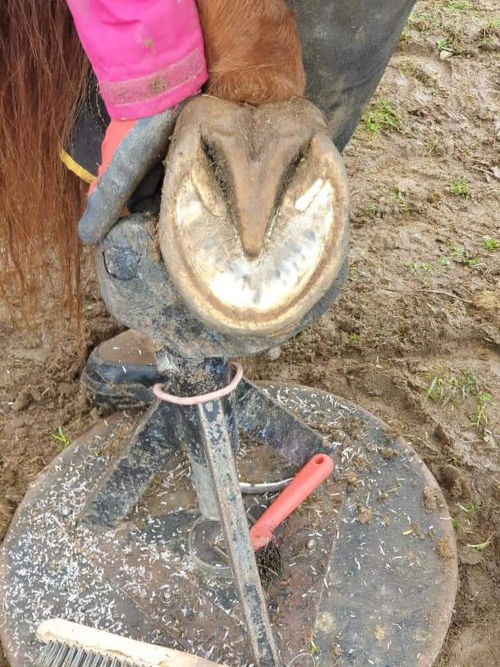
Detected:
[66,0,208,120]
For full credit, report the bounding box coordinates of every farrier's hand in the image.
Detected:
[78,104,184,245]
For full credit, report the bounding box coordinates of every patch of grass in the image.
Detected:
[425,136,440,156]
[310,641,320,656]
[400,24,412,43]
[439,255,452,270]
[444,1,477,13]
[348,333,359,345]
[465,256,479,267]
[483,431,498,448]
[407,261,433,274]
[52,426,71,449]
[467,535,493,551]
[443,243,484,270]
[479,17,500,44]
[399,60,416,76]
[470,392,492,432]
[478,35,493,48]
[424,369,481,405]
[400,10,439,43]
[488,17,500,32]
[407,11,440,33]
[361,101,402,137]
[393,186,411,213]
[436,37,455,53]
[365,203,379,218]
[458,501,479,513]
[448,179,469,198]
[424,371,495,437]
[483,236,499,251]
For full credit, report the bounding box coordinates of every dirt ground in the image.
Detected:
[1,1,499,665]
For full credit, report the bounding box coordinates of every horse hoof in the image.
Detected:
[158,96,349,337]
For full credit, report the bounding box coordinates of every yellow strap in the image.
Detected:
[59,148,95,184]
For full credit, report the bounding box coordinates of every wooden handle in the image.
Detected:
[37,619,222,667]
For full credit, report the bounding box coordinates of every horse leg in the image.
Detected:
[288,0,417,151]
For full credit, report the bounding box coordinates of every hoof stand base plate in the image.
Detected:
[0,384,457,667]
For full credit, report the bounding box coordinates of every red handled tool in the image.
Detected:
[250,453,334,551]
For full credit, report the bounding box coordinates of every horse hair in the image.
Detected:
[196,0,305,104]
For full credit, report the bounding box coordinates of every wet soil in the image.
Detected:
[1,0,499,664]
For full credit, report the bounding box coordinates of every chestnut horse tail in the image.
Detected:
[0,0,89,321]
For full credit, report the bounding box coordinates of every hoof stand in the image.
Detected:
[0,384,457,667]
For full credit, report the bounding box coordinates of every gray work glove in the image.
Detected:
[78,105,184,245]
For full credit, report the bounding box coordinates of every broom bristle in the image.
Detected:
[35,641,130,667]
[35,619,222,667]
[255,539,284,587]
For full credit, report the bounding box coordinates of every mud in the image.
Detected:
[1,0,499,664]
